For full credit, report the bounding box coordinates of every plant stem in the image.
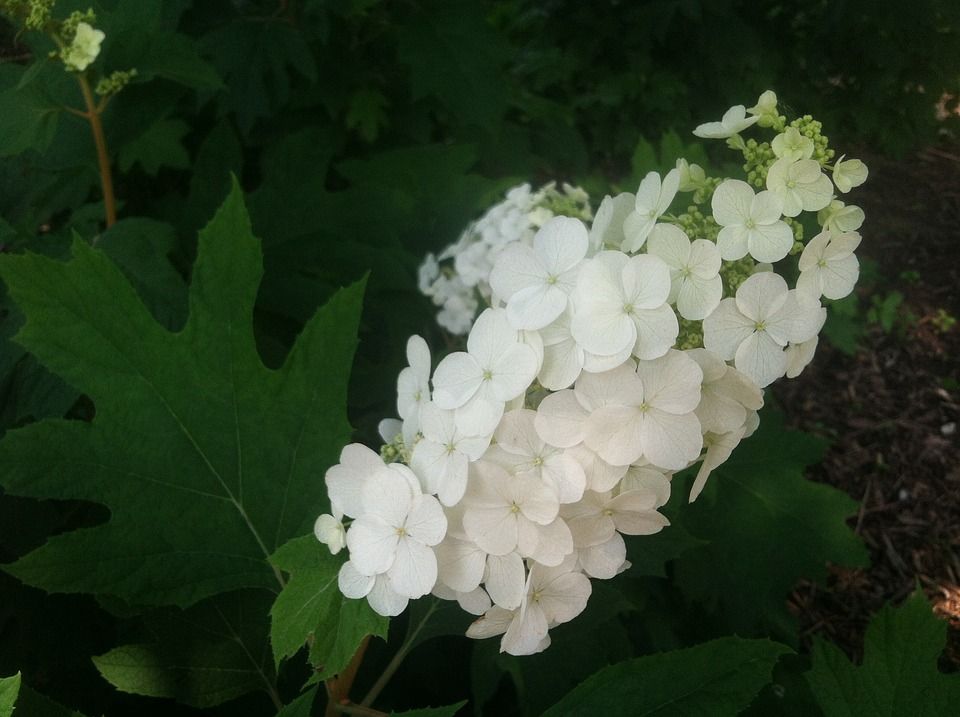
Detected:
[324,635,371,717]
[359,601,437,708]
[76,74,117,228]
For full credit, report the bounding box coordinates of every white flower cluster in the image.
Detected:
[418,183,592,335]
[316,90,868,655]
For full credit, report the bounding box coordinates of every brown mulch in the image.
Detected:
[774,142,960,667]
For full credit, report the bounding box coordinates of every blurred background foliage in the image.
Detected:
[0,0,958,715]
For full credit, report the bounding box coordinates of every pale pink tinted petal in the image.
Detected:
[584,406,645,466]
[638,351,703,414]
[734,330,787,387]
[640,409,703,470]
[463,506,518,555]
[535,390,588,448]
[338,561,375,598]
[436,538,485,592]
[495,409,543,457]
[484,552,526,610]
[702,298,754,360]
[466,606,514,639]
[578,534,627,579]
[538,571,592,624]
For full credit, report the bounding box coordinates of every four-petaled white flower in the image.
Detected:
[647,224,723,320]
[747,90,779,127]
[314,513,346,555]
[797,230,861,300]
[581,353,703,470]
[771,127,814,162]
[832,155,869,193]
[431,307,539,433]
[489,216,589,330]
[765,158,833,217]
[562,488,669,548]
[622,170,680,252]
[693,105,759,139]
[712,179,794,262]
[345,463,447,601]
[685,348,764,435]
[571,251,678,361]
[703,272,825,387]
[411,402,491,506]
[396,335,431,445]
[818,200,865,233]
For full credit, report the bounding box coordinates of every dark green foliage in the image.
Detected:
[0,1,954,715]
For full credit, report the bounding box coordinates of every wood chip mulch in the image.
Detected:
[774,140,960,669]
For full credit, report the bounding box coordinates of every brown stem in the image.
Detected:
[76,74,116,228]
[324,635,371,717]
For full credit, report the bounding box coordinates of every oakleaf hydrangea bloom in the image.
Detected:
[62,22,105,72]
[316,91,869,654]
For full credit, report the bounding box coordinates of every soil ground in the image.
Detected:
[773,142,960,667]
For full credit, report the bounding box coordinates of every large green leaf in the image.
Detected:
[392,703,467,717]
[0,673,19,717]
[92,589,275,708]
[542,637,791,716]
[805,591,960,717]
[672,410,869,637]
[397,0,510,131]
[0,183,365,607]
[269,534,388,675]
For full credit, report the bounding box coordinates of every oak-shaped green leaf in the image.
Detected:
[391,702,467,717]
[0,672,20,717]
[543,637,790,716]
[672,410,869,637]
[806,591,960,717]
[269,534,388,674]
[0,182,365,608]
[93,589,276,708]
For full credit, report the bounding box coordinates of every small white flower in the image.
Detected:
[562,489,669,548]
[702,272,825,387]
[314,514,346,555]
[589,193,635,252]
[62,22,105,72]
[571,251,678,361]
[818,200,865,233]
[325,443,389,519]
[489,216,589,330]
[688,427,748,503]
[418,253,439,294]
[832,155,869,193]
[676,158,707,192]
[693,105,759,139]
[410,402,490,506]
[686,348,764,435]
[622,169,680,252]
[797,230,861,300]
[771,127,815,162]
[431,307,539,417]
[765,158,834,217]
[345,463,447,600]
[582,352,703,470]
[647,224,723,320]
[711,179,794,263]
[396,335,431,445]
